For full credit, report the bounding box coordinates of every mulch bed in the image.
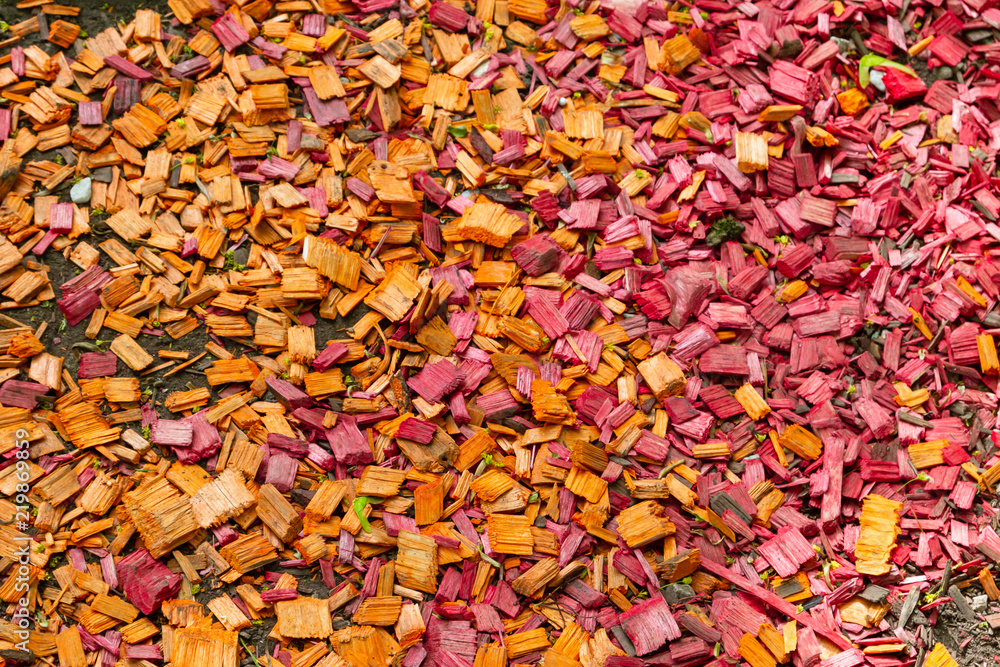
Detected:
[0,0,998,666]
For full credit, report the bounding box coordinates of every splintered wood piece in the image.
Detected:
[218,532,278,576]
[739,633,776,667]
[909,439,946,469]
[734,384,771,421]
[637,353,685,401]
[287,325,317,364]
[276,596,333,638]
[923,643,959,667]
[190,469,256,528]
[470,468,515,502]
[77,471,125,514]
[357,466,408,497]
[303,235,362,290]
[367,162,417,205]
[455,201,525,247]
[511,557,559,597]
[839,597,889,629]
[425,73,470,112]
[692,441,731,459]
[352,596,403,626]
[396,603,425,647]
[106,208,154,241]
[309,65,347,99]
[91,593,139,622]
[487,513,534,555]
[660,548,701,583]
[980,568,1000,600]
[294,533,329,563]
[506,627,550,659]
[854,494,902,576]
[257,483,304,543]
[759,105,803,121]
[365,264,422,322]
[777,424,822,461]
[531,380,576,425]
[616,500,675,547]
[207,594,252,631]
[735,132,769,173]
[110,334,153,371]
[171,626,238,667]
[570,14,609,40]
[564,466,607,503]
[359,55,401,88]
[395,531,438,594]
[413,478,444,525]
[122,478,198,559]
[415,315,456,355]
[305,479,347,521]
[56,626,87,667]
[660,33,700,74]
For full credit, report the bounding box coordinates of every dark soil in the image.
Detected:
[931,604,1000,667]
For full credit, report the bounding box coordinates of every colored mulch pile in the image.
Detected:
[2,0,1000,665]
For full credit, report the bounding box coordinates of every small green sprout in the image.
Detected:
[353,496,382,532]
[240,638,262,667]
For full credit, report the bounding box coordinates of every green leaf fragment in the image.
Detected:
[858,53,918,88]
[353,496,383,532]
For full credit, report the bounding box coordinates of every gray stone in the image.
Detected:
[973,595,990,612]
[870,69,886,92]
[70,177,92,205]
[300,134,326,151]
[661,583,695,605]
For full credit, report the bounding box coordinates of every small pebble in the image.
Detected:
[70,177,92,204]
